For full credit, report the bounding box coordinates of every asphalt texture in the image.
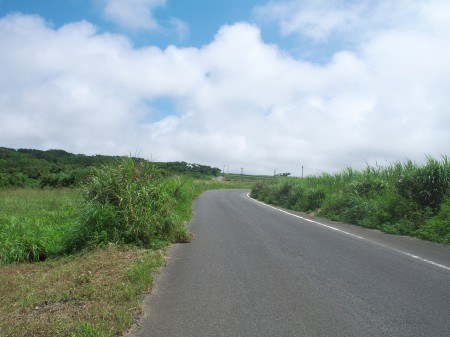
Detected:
[128,189,450,337]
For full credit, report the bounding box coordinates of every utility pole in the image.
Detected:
[240,167,244,181]
[301,165,304,178]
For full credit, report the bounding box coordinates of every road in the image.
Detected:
[128,189,450,337]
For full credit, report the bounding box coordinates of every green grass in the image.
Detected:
[0,182,170,336]
[67,159,192,252]
[251,156,450,243]
[0,188,81,265]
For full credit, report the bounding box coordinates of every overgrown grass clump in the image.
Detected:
[251,157,450,243]
[68,158,192,251]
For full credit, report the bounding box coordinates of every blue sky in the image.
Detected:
[0,0,449,174]
[0,0,265,46]
[0,0,334,60]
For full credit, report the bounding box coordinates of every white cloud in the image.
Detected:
[255,0,367,41]
[255,0,435,45]
[101,0,166,30]
[1,2,449,175]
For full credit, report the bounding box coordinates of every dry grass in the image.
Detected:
[0,244,165,337]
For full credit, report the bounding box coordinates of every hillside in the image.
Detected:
[0,147,221,188]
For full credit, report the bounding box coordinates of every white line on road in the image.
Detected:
[247,193,450,272]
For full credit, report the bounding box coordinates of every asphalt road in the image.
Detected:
[128,189,450,337]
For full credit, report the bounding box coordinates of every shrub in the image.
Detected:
[306,188,325,211]
[415,196,450,243]
[68,158,190,251]
[40,172,76,188]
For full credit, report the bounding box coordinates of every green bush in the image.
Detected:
[415,196,450,243]
[68,158,191,251]
[40,172,76,188]
[306,188,325,211]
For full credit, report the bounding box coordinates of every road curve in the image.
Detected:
[128,189,450,337]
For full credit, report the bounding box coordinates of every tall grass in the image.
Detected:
[0,189,80,265]
[67,158,192,251]
[251,156,450,243]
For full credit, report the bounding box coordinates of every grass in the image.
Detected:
[0,245,165,337]
[67,159,192,251]
[0,189,81,265]
[0,185,167,337]
[251,157,450,243]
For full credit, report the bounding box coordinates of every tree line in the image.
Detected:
[0,147,221,188]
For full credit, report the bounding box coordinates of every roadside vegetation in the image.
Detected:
[251,157,450,243]
[0,152,245,336]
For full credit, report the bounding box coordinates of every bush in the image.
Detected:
[415,196,450,243]
[40,172,76,188]
[306,188,325,211]
[68,158,191,251]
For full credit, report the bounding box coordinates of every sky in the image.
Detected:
[0,0,449,175]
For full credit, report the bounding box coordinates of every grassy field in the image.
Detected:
[0,188,81,265]
[0,162,253,337]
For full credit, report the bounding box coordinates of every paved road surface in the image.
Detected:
[128,189,450,337]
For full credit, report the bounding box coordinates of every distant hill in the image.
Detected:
[0,147,220,188]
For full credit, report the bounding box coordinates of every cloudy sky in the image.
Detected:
[0,0,449,175]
